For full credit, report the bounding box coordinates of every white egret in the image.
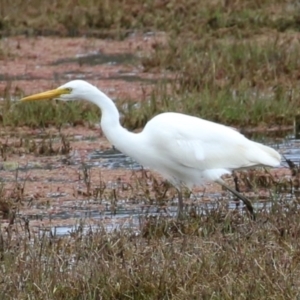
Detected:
[20,80,281,219]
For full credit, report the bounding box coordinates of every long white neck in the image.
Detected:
[84,87,138,155]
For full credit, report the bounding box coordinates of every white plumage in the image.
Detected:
[21,80,281,218]
[131,112,280,186]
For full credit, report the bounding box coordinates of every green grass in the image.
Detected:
[1,95,100,128]
[127,31,300,128]
[1,0,300,129]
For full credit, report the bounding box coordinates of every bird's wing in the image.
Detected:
[161,130,249,170]
[144,113,278,171]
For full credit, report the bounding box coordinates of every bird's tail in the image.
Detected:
[253,142,281,167]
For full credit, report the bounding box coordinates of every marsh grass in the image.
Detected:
[2,198,300,299]
[1,1,300,129]
[0,171,25,223]
[136,34,300,127]
[0,90,100,128]
[0,131,72,160]
[1,76,296,131]
[0,158,298,299]
[1,0,300,37]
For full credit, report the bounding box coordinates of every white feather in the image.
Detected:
[131,112,280,187]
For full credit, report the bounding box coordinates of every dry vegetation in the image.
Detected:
[2,201,300,299]
[1,0,300,298]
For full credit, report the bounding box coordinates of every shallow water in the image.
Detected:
[54,51,160,84]
[48,196,278,236]
[51,52,137,66]
[280,136,300,164]
[67,135,299,234]
[4,131,298,236]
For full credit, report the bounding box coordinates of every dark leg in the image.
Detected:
[233,172,241,207]
[233,171,240,192]
[216,179,255,220]
[177,188,184,219]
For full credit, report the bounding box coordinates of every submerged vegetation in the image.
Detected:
[1,0,300,298]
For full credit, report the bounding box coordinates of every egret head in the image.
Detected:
[20,80,97,102]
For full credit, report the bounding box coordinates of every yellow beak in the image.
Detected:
[20,88,69,102]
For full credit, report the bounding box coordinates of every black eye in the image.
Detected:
[66,88,72,93]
